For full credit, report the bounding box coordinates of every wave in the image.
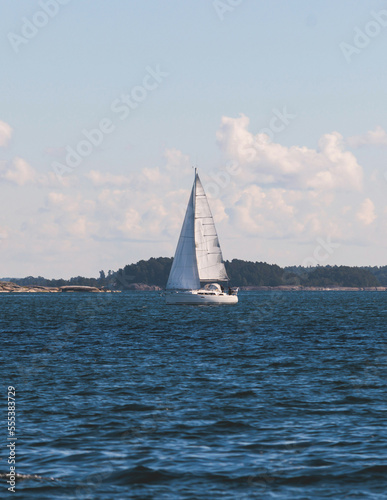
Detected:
[111,403,155,411]
[228,389,257,398]
[0,473,57,482]
[109,465,179,485]
[209,419,253,430]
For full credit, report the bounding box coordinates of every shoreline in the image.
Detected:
[0,281,163,293]
[0,282,119,293]
[1,281,387,293]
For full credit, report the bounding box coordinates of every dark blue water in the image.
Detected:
[1,291,387,499]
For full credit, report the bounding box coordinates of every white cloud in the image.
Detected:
[0,121,12,147]
[39,147,200,249]
[2,157,36,186]
[216,114,363,192]
[85,166,164,190]
[357,198,377,225]
[85,170,132,187]
[164,148,190,171]
[1,157,75,188]
[47,192,66,205]
[67,216,97,239]
[117,208,142,236]
[212,116,386,250]
[37,171,76,188]
[226,185,323,240]
[347,126,387,148]
[47,192,96,214]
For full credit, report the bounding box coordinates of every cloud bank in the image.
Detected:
[216,114,363,191]
[1,116,386,277]
[347,126,387,148]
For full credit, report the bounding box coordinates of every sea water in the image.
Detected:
[1,291,387,499]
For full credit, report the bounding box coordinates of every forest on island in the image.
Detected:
[114,258,384,288]
[7,257,387,289]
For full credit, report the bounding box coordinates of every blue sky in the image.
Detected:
[1,0,387,278]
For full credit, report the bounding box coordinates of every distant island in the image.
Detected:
[2,257,387,292]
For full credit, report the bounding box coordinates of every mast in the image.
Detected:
[193,167,197,218]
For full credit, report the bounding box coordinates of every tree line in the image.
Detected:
[6,258,387,289]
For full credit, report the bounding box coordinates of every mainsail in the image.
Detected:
[194,175,228,282]
[166,170,228,290]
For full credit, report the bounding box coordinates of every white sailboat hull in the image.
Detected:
[166,290,238,305]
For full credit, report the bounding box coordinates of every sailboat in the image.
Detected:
[165,169,238,305]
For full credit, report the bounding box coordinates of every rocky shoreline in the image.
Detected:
[124,283,162,291]
[0,282,118,293]
[0,281,163,293]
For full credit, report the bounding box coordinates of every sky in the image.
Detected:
[1,0,387,278]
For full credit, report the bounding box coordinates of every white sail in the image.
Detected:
[194,174,229,282]
[166,170,229,290]
[166,186,200,290]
